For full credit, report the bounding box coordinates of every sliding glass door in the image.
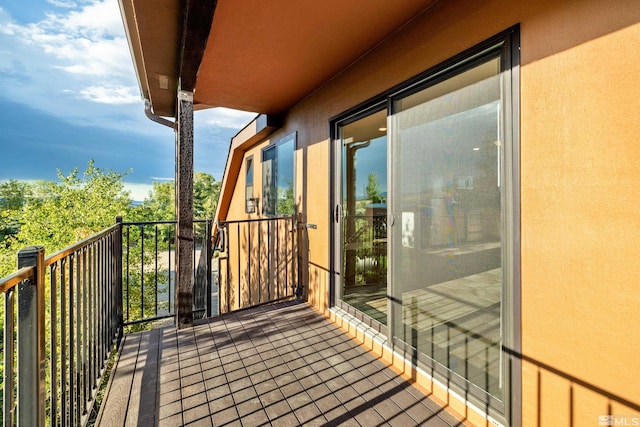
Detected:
[332,30,518,417]
[336,107,388,327]
[389,55,505,402]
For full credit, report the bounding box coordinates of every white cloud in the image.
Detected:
[5,2,132,78]
[197,107,257,129]
[78,85,139,104]
[0,1,148,130]
[46,0,77,9]
[0,0,256,145]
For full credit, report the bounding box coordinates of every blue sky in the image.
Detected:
[0,0,256,200]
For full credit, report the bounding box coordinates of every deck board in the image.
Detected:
[97,301,463,426]
[97,334,141,427]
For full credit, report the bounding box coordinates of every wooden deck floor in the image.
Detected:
[96,301,462,426]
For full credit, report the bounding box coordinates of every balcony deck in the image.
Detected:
[97,301,461,426]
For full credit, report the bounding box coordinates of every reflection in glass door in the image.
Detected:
[338,108,388,325]
[389,56,505,402]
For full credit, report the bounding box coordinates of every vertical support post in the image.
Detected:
[17,246,45,427]
[114,216,123,343]
[175,88,194,328]
[205,219,213,317]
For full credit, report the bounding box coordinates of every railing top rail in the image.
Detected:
[121,218,210,226]
[45,223,121,266]
[220,215,294,225]
[0,265,36,294]
[121,220,176,226]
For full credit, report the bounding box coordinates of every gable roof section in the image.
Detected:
[214,114,280,223]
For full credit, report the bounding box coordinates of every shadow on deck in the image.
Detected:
[96,301,462,427]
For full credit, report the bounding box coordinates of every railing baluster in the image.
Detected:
[61,258,68,427]
[169,224,173,315]
[276,219,280,299]
[140,225,145,319]
[225,224,230,313]
[126,226,130,323]
[268,220,272,302]
[155,224,159,316]
[69,252,77,427]
[50,263,59,426]
[81,247,88,419]
[248,221,252,306]
[4,287,15,427]
[258,220,262,305]
[205,219,213,317]
[101,237,106,365]
[237,222,241,308]
[76,250,82,424]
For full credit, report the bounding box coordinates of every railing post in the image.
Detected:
[114,216,123,342]
[17,246,45,427]
[205,219,213,317]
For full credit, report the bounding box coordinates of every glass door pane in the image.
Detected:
[338,109,388,325]
[389,57,504,399]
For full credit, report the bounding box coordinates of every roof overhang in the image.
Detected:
[119,0,438,117]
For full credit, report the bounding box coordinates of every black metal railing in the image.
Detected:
[217,216,298,313]
[1,264,37,426]
[119,218,215,327]
[0,217,216,426]
[0,224,122,426]
[45,226,122,426]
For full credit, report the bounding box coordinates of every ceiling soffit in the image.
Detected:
[194,0,437,114]
[122,0,436,117]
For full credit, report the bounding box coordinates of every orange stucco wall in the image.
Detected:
[218,0,640,424]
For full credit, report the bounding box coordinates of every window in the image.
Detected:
[245,156,255,213]
[262,132,295,216]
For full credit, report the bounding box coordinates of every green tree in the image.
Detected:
[0,161,132,277]
[16,160,132,251]
[138,181,175,220]
[366,173,383,204]
[276,179,295,216]
[0,161,134,424]
[0,179,31,211]
[0,180,32,244]
[193,172,220,219]
[137,172,220,221]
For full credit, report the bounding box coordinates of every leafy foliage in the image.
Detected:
[135,172,220,221]
[366,173,384,204]
[0,180,31,245]
[0,161,133,276]
[0,161,222,423]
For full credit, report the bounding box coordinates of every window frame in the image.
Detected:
[261,132,297,217]
[245,155,255,213]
